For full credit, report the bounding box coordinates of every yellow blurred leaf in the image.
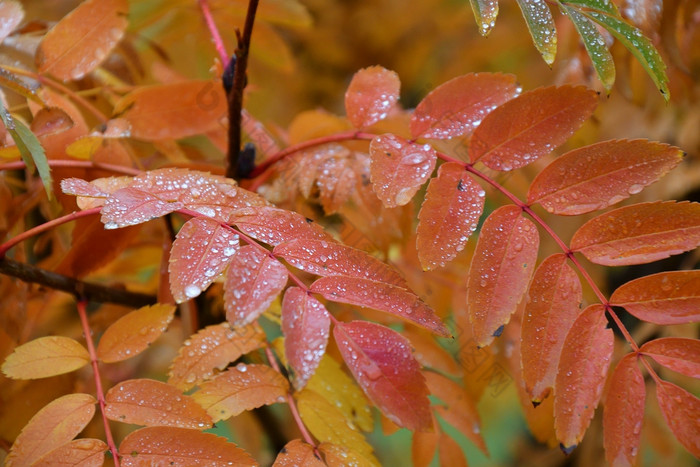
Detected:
[1,336,89,379]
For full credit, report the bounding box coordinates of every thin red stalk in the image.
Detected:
[0,159,142,176]
[76,299,120,466]
[0,207,101,258]
[198,0,228,64]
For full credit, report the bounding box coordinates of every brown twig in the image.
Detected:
[226,0,260,180]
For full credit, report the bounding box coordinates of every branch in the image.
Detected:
[226,0,260,179]
[198,0,228,64]
[0,258,156,308]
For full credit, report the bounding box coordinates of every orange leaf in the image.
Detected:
[521,254,582,403]
[410,73,519,139]
[438,433,468,467]
[603,353,645,467]
[0,1,23,43]
[640,337,700,378]
[466,205,539,347]
[470,86,597,170]
[416,162,485,270]
[412,430,438,467]
[316,154,357,214]
[114,80,228,141]
[224,245,288,326]
[311,276,449,336]
[169,217,239,303]
[96,303,176,363]
[30,107,74,137]
[2,336,89,379]
[369,134,437,208]
[272,439,325,467]
[30,438,107,467]
[282,287,330,389]
[6,393,96,467]
[192,363,289,422]
[345,66,400,128]
[655,380,700,458]
[105,379,213,429]
[101,186,182,229]
[334,321,432,431]
[609,270,700,324]
[119,426,257,466]
[273,238,407,288]
[554,304,614,453]
[528,140,684,215]
[571,201,700,266]
[232,206,334,246]
[168,322,266,390]
[35,0,128,81]
[403,327,462,376]
[424,371,487,454]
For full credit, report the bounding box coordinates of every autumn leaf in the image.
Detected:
[655,380,700,458]
[468,0,500,36]
[571,201,700,266]
[96,303,176,363]
[554,304,613,453]
[224,245,288,326]
[35,0,128,81]
[5,394,96,467]
[466,205,539,347]
[2,336,89,379]
[410,73,519,139]
[272,439,325,467]
[169,322,266,390]
[29,438,107,467]
[521,254,582,403]
[273,238,407,287]
[412,430,438,467]
[334,321,432,431]
[169,217,239,303]
[311,276,449,336]
[0,0,23,44]
[603,353,645,467]
[438,432,469,467]
[403,327,462,377]
[282,287,330,389]
[470,85,598,170]
[119,426,257,466]
[640,337,700,378]
[345,66,400,128]
[105,379,213,429]
[416,162,485,270]
[318,442,378,467]
[369,134,437,208]
[192,364,289,422]
[528,140,684,215]
[609,270,700,324]
[100,186,182,229]
[232,206,334,246]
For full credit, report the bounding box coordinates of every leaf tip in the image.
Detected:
[559,443,577,455]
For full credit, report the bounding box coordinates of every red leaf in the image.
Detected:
[640,337,700,378]
[282,287,330,389]
[169,217,239,303]
[105,379,213,429]
[101,187,182,229]
[571,201,700,266]
[224,245,288,326]
[609,270,700,324]
[369,134,437,208]
[311,276,449,336]
[528,140,684,215]
[603,353,645,467]
[273,238,407,288]
[5,394,96,467]
[119,426,257,466]
[345,66,400,128]
[272,439,325,467]
[655,380,700,458]
[521,254,582,403]
[554,304,614,453]
[470,86,598,170]
[333,321,432,431]
[168,322,266,390]
[466,205,539,347]
[232,206,333,246]
[410,73,519,139]
[30,438,107,467]
[416,162,485,270]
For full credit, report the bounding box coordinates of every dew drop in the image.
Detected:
[185,284,201,298]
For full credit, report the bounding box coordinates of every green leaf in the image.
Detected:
[561,0,618,15]
[561,4,615,90]
[577,8,669,100]
[515,0,557,65]
[0,105,54,200]
[468,0,499,36]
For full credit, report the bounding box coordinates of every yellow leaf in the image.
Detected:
[96,303,176,363]
[2,336,89,379]
[319,442,379,467]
